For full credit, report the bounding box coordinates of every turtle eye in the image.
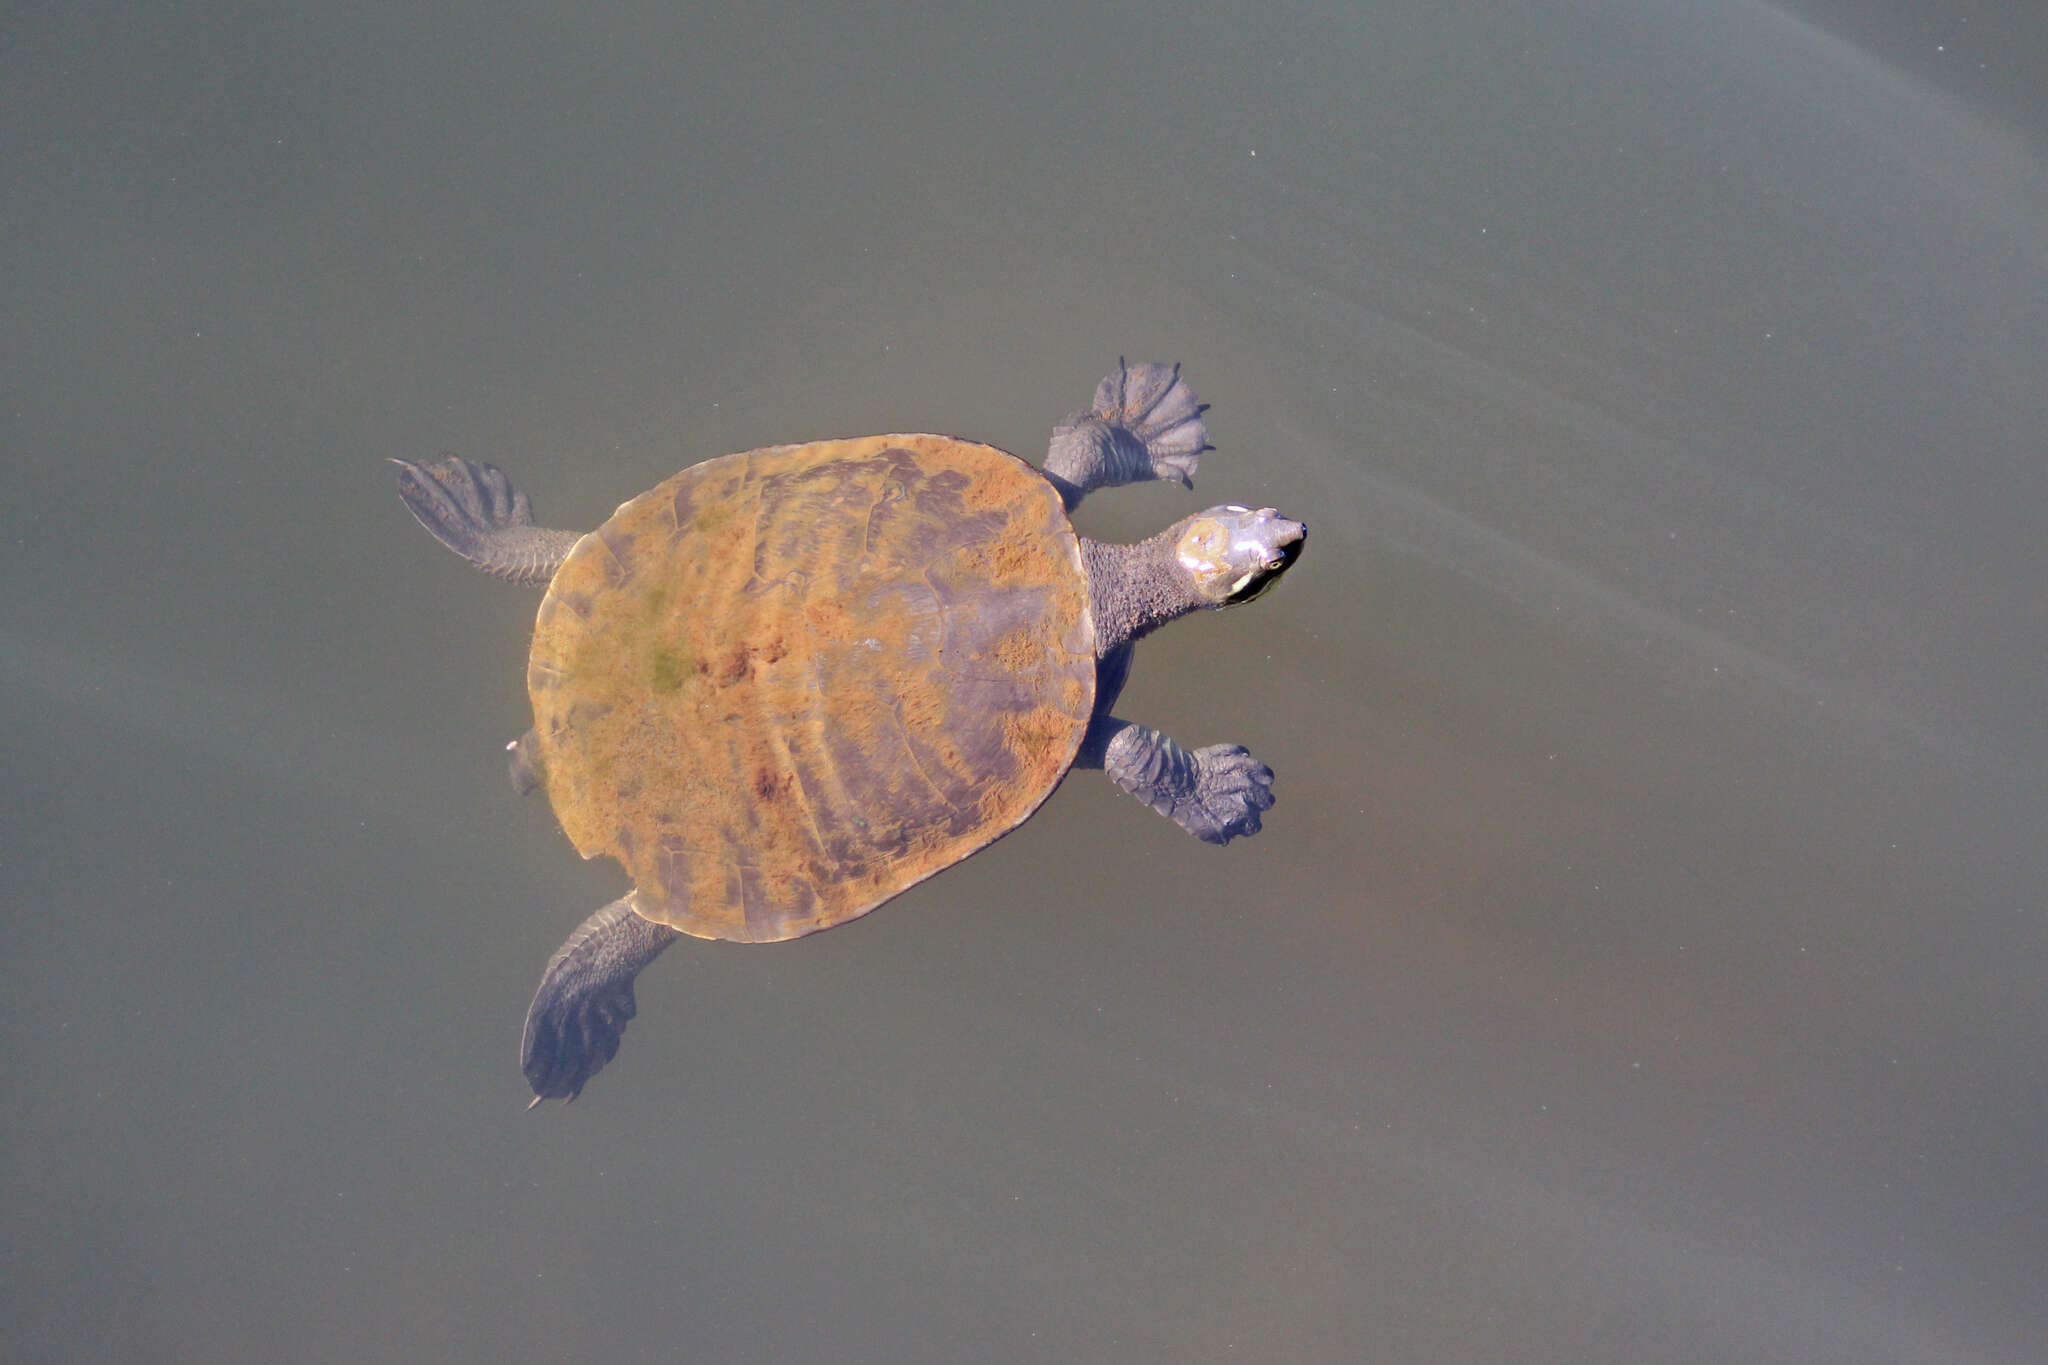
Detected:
[1266,557,1286,570]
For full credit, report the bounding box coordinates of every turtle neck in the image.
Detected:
[1081,527,1207,654]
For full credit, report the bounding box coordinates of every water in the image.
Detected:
[4,2,2042,1360]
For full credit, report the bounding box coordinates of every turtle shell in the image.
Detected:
[526,434,1097,943]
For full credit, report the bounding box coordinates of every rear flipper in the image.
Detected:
[1081,718,1275,844]
[392,454,583,586]
[522,898,682,1105]
[1043,361,1210,508]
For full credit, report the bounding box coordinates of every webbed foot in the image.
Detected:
[523,971,636,1105]
[521,898,681,1104]
[1180,743,1277,844]
[1091,359,1210,487]
[1101,724,1275,845]
[1044,360,1211,505]
[391,454,581,586]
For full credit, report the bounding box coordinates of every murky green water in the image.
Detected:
[5,2,2043,1360]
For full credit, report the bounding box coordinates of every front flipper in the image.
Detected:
[521,897,683,1105]
[1043,360,1210,508]
[392,454,583,586]
[1087,720,1275,845]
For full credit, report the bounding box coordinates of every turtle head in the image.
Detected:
[1174,505,1307,606]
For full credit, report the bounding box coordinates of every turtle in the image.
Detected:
[393,361,1306,1103]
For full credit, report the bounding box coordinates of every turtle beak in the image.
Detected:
[1262,510,1307,557]
[1226,510,1305,603]
[1178,504,1303,605]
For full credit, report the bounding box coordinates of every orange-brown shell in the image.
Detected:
[526,435,1097,943]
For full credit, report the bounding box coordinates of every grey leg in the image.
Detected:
[1043,361,1210,509]
[1077,716,1275,845]
[522,897,683,1105]
[392,454,583,585]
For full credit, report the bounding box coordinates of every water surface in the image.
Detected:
[4,2,2042,1361]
